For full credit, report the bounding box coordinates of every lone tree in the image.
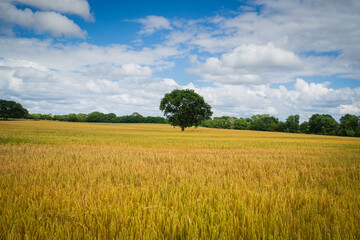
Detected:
[160,89,212,131]
[0,99,28,120]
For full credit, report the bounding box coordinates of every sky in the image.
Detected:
[0,0,360,121]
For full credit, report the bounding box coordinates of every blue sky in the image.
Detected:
[0,0,360,121]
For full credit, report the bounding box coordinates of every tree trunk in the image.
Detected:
[181,126,185,131]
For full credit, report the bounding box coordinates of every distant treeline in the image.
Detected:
[27,112,168,124]
[17,112,360,137]
[2,99,359,137]
[201,114,360,137]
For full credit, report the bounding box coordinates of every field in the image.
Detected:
[0,120,359,239]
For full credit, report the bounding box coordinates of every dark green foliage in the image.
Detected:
[276,121,287,132]
[202,114,283,132]
[52,115,66,121]
[28,111,167,124]
[112,112,144,123]
[0,99,28,120]
[201,113,359,137]
[49,114,76,122]
[202,117,235,129]
[105,113,117,123]
[112,116,129,123]
[28,113,52,120]
[160,89,213,131]
[201,119,213,128]
[233,118,252,130]
[308,114,339,135]
[250,114,279,132]
[143,116,168,124]
[339,114,360,137]
[67,113,78,122]
[41,114,53,120]
[27,113,41,120]
[111,114,167,124]
[285,114,300,133]
[86,111,106,122]
[2,102,168,125]
[128,112,144,123]
[85,111,121,123]
[76,113,87,122]
[211,118,227,129]
[300,121,309,134]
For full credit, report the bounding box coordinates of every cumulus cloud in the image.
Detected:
[338,104,360,115]
[14,66,52,80]
[83,63,153,81]
[184,0,360,80]
[136,15,173,35]
[13,0,93,21]
[0,1,86,38]
[1,50,359,119]
[195,78,360,120]
[188,43,302,84]
[191,0,360,53]
[0,37,180,72]
[221,43,302,69]
[0,61,177,115]
[0,37,183,115]
[1,34,358,118]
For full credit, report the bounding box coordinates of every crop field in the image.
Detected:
[0,120,359,239]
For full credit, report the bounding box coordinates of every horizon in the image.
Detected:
[1,0,360,122]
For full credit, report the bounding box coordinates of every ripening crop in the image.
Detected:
[0,121,359,239]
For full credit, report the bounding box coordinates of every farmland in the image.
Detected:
[0,120,359,239]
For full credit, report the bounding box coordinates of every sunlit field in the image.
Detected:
[0,120,359,239]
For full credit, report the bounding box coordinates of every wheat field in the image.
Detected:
[0,120,359,239]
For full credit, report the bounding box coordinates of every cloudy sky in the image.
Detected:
[0,0,359,121]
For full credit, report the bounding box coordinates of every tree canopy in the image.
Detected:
[160,89,213,131]
[249,114,279,132]
[0,99,28,120]
[285,114,300,133]
[308,114,339,135]
[200,113,360,137]
[339,114,360,137]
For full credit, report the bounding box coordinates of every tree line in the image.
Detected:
[0,99,167,123]
[1,98,359,137]
[27,111,168,124]
[201,114,360,137]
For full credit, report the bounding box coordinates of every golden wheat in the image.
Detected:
[0,120,359,239]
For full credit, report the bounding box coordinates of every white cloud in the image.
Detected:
[8,75,23,92]
[188,43,302,84]
[0,63,184,115]
[1,46,359,119]
[136,15,173,35]
[13,0,93,21]
[0,37,184,115]
[0,37,180,72]
[0,2,86,38]
[338,104,360,115]
[191,0,360,53]
[83,63,152,80]
[184,0,360,80]
[164,31,193,46]
[33,11,86,38]
[195,78,360,120]
[14,66,52,80]
[221,43,302,69]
